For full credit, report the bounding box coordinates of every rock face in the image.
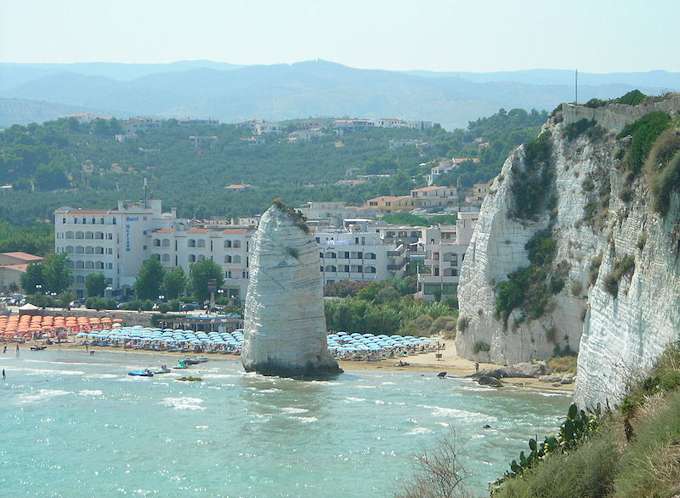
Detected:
[456,95,680,407]
[242,204,341,378]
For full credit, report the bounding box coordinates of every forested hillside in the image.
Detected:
[0,108,546,246]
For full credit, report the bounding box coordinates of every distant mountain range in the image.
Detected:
[1,60,679,129]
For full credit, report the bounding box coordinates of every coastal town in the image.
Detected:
[2,2,679,495]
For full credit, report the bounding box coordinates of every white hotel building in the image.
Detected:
[55,201,407,299]
[315,220,408,286]
[416,211,479,300]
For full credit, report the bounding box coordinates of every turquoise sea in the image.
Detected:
[0,350,569,497]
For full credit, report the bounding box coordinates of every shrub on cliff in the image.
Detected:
[603,255,635,297]
[618,111,672,175]
[495,231,557,325]
[472,341,490,354]
[509,131,553,220]
[645,129,680,217]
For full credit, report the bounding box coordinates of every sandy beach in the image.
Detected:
[22,337,573,394]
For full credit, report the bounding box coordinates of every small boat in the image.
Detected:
[183,356,208,365]
[128,369,154,377]
[30,345,47,351]
[154,365,171,375]
[173,360,189,370]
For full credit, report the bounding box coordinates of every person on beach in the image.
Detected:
[16,344,19,357]
[2,345,6,354]
[475,362,480,373]
[2,368,5,381]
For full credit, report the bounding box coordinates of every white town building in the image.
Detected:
[416,211,478,300]
[54,200,176,297]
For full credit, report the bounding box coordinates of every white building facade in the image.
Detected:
[416,211,478,300]
[315,220,407,286]
[54,200,176,297]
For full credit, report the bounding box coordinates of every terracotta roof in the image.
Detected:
[1,252,43,262]
[152,227,175,234]
[187,227,209,234]
[222,228,249,235]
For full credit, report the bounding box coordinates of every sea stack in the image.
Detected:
[242,201,341,378]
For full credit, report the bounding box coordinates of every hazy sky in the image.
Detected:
[1,0,677,72]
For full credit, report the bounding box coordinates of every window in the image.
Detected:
[95,232,104,240]
[85,232,93,240]
[107,233,113,240]
[91,217,96,224]
[100,218,104,224]
[85,246,93,255]
[365,266,377,274]
[153,254,160,261]
[107,263,113,270]
[326,265,336,273]
[233,240,241,248]
[224,255,232,264]
[85,261,94,269]
[365,252,376,260]
[224,240,232,248]
[189,255,196,263]
[319,252,324,258]
[95,261,104,269]
[326,252,336,259]
[162,254,170,262]
[106,248,113,255]
[225,270,232,278]
[75,231,84,240]
[153,239,161,247]
[82,217,86,224]
[112,218,116,225]
[75,246,84,254]
[65,246,74,254]
[232,255,241,264]
[197,255,206,261]
[188,239,196,248]
[197,239,205,248]
[62,217,66,224]
[75,275,84,283]
[65,231,74,239]
[320,266,324,272]
[162,239,170,248]
[75,260,84,269]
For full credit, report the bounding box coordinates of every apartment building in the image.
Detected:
[54,200,176,296]
[410,186,458,209]
[364,195,414,212]
[416,211,478,300]
[149,223,254,300]
[315,220,407,286]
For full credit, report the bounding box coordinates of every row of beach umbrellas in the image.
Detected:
[0,314,123,338]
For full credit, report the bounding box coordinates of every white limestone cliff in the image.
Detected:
[242,203,341,378]
[456,97,680,407]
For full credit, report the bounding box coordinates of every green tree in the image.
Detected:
[134,258,165,300]
[162,267,186,300]
[85,272,107,297]
[20,262,45,293]
[35,161,70,190]
[42,253,71,293]
[190,259,224,302]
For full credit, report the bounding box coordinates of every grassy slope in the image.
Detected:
[494,344,680,498]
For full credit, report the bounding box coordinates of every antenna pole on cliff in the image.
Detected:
[575,69,578,105]
[143,177,148,208]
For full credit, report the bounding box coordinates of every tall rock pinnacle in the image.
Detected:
[242,202,341,378]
